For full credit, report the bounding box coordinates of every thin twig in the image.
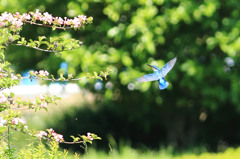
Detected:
[9,127,85,144]
[10,107,34,110]
[24,21,76,30]
[61,141,84,144]
[13,43,59,52]
[12,43,79,53]
[7,126,11,156]
[21,76,94,82]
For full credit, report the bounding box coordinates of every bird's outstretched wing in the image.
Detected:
[160,57,177,78]
[136,73,159,83]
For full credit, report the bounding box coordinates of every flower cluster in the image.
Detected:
[38,94,48,108]
[0,116,28,129]
[0,9,89,30]
[32,100,47,109]
[87,132,94,141]
[0,93,7,103]
[32,94,52,109]
[34,70,49,77]
[11,73,18,80]
[11,117,26,125]
[36,130,47,138]
[0,67,20,91]
[0,72,19,85]
[11,117,28,130]
[0,12,28,28]
[36,128,64,142]
[15,94,60,112]
[50,128,64,142]
[30,9,87,28]
[0,117,7,126]
[78,132,101,144]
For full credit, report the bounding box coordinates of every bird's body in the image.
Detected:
[136,57,177,90]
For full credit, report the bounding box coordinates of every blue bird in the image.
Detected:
[136,57,177,90]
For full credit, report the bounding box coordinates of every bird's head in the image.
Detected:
[147,64,160,71]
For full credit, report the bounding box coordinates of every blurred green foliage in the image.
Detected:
[81,146,240,159]
[2,0,240,151]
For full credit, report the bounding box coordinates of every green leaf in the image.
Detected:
[10,92,15,98]
[67,74,73,79]
[94,72,98,78]
[87,17,93,24]
[28,70,36,77]
[71,136,81,142]
[42,107,48,111]
[18,37,27,45]
[51,75,56,81]
[35,106,40,112]
[96,76,103,80]
[0,52,5,60]
[45,96,52,103]
[28,39,37,48]
[52,25,56,31]
[91,133,101,140]
[38,36,46,41]
[12,35,21,41]
[59,74,66,81]
[81,135,92,144]
[0,126,7,133]
[53,96,61,102]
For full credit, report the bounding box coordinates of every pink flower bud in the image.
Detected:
[19,118,26,124]
[11,118,19,125]
[0,117,7,127]
[0,93,7,103]
[54,133,64,142]
[36,131,47,138]
[40,102,48,108]
[87,132,93,141]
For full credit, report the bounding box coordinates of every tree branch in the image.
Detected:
[24,21,74,30]
[13,43,59,52]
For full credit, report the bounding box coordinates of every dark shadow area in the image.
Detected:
[46,89,240,153]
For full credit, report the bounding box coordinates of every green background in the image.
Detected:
[1,0,240,152]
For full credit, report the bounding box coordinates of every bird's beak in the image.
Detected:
[147,64,152,68]
[147,64,156,70]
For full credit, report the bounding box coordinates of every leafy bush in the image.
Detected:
[0,10,102,158]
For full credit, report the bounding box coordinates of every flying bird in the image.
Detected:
[136,57,177,90]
